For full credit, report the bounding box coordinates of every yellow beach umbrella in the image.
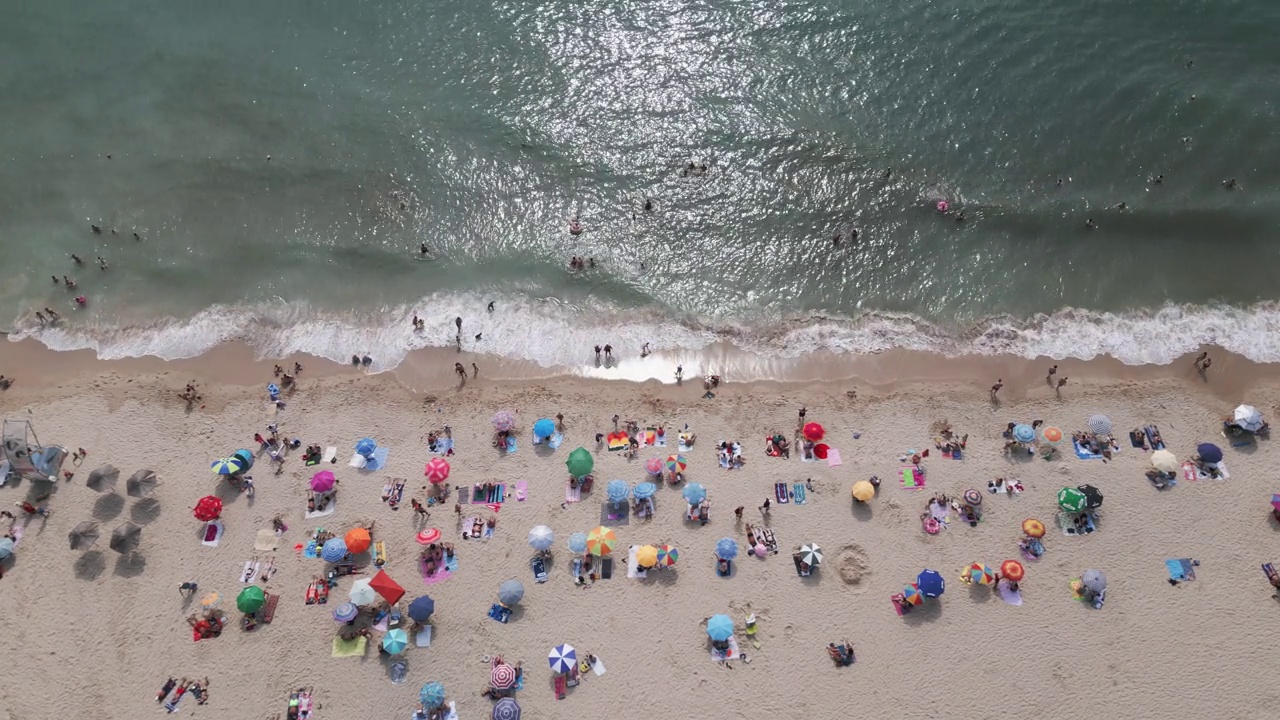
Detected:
[635,545,658,567]
[586,526,616,557]
[851,480,875,502]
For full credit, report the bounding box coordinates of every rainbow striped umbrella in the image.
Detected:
[665,454,687,473]
[657,544,679,566]
[902,583,924,606]
[964,562,995,585]
[586,526,616,557]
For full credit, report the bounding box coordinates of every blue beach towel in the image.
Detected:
[1073,440,1104,460]
[1166,558,1196,582]
[363,446,390,470]
[549,433,564,450]
[303,541,319,559]
[792,483,807,504]
[506,436,517,454]
[430,437,454,455]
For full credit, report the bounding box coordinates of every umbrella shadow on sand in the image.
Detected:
[113,553,147,578]
[968,583,995,604]
[130,498,162,525]
[74,551,107,581]
[91,494,125,521]
[850,502,874,522]
[213,480,244,503]
[901,601,943,627]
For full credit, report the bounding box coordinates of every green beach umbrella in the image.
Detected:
[236,585,266,613]
[1057,487,1087,513]
[566,447,593,477]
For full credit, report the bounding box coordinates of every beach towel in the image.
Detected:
[429,437,454,456]
[554,675,567,700]
[505,436,517,454]
[826,449,843,467]
[565,482,582,503]
[514,480,528,501]
[303,540,319,559]
[717,558,734,577]
[638,429,656,446]
[711,636,741,662]
[900,466,925,489]
[792,483,807,504]
[607,431,629,451]
[306,496,337,519]
[997,582,1023,606]
[421,555,457,586]
[627,546,648,579]
[890,593,908,616]
[1129,430,1146,449]
[261,592,280,622]
[1144,426,1165,450]
[591,657,607,676]
[254,528,279,552]
[201,521,223,547]
[241,559,260,583]
[460,517,483,539]
[678,433,694,452]
[1073,440,1103,460]
[323,446,337,463]
[373,540,387,567]
[331,636,368,657]
[774,483,789,504]
[601,557,613,579]
[532,557,548,583]
[1166,558,1197,582]
[1193,462,1229,481]
[1059,511,1097,536]
[488,604,511,623]
[549,432,564,450]
[601,502,630,526]
[415,625,433,648]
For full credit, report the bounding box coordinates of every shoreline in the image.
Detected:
[0,335,1268,403]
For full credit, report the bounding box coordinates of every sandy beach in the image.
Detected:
[0,341,1277,720]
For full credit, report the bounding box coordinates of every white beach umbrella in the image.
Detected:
[1086,415,1112,436]
[1150,449,1178,473]
[1234,405,1264,432]
[528,525,554,551]
[349,578,377,605]
[798,543,823,566]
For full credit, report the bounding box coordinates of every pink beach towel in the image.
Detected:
[826,449,842,467]
[516,481,528,501]
[565,483,582,503]
[420,557,456,586]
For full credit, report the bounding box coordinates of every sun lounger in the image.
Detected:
[792,483,806,504]
[261,592,280,623]
[750,527,778,554]
[774,483,789,504]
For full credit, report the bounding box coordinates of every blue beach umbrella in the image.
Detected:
[633,482,657,500]
[706,614,734,641]
[715,538,739,561]
[1196,443,1223,464]
[233,449,254,470]
[420,681,446,709]
[210,457,244,475]
[333,602,359,622]
[527,525,554,551]
[606,479,630,503]
[408,595,435,622]
[548,643,577,673]
[533,418,555,439]
[381,628,409,655]
[1013,424,1036,444]
[916,569,946,598]
[321,537,348,563]
[355,437,377,457]
[493,697,521,720]
[567,532,588,554]
[681,482,707,505]
[0,537,13,559]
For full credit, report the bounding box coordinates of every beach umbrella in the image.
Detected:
[1013,424,1036,444]
[802,422,825,441]
[1057,487,1087,513]
[86,464,120,492]
[1272,494,1280,512]
[233,449,255,470]
[1086,414,1112,436]
[567,532,588,554]
[236,585,266,613]
[681,482,706,505]
[355,437,377,457]
[493,697,521,720]
[633,482,657,500]
[424,458,450,483]
[0,538,12,560]
[1040,426,1064,444]
[753,543,767,557]
[1150,449,1179,473]
[381,628,409,655]
[491,410,516,432]
[416,528,441,545]
[586,526,616,556]
[348,577,377,605]
[369,569,405,604]
[527,525,554,551]
[126,469,158,497]
[490,663,517,690]
[1081,569,1107,593]
[344,527,372,554]
[658,544,680,567]
[68,521,100,550]
[706,614,734,641]
[408,595,436,622]
[498,579,524,606]
[210,457,243,475]
[798,543,823,566]
[965,562,995,585]
[548,643,577,673]
[1197,443,1223,464]
[309,470,336,493]
[606,479,630,503]
[665,454,688,474]
[1077,484,1104,509]
[902,583,924,606]
[321,538,348,563]
[645,457,663,475]
[566,447,593,477]
[636,545,659,567]
[1234,404,1264,432]
[193,495,222,522]
[1022,518,1046,538]
[200,591,221,609]
[851,480,875,502]
[716,538,739,561]
[1001,560,1025,582]
[916,569,945,598]
[419,681,446,709]
[333,602,359,623]
[533,418,556,439]
[962,489,983,506]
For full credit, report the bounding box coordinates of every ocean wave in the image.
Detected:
[12,296,1280,369]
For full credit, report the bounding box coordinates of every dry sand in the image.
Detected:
[0,341,1278,719]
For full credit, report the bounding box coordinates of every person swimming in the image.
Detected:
[569,217,583,235]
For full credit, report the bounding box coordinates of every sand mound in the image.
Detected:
[836,544,869,585]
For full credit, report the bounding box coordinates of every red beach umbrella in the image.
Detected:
[193,495,222,522]
[369,569,405,604]
[802,422,825,441]
[813,443,830,460]
[1001,560,1025,582]
[424,458,450,484]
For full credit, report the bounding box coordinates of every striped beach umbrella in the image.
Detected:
[665,454,688,473]
[424,458,450,483]
[210,457,244,475]
[633,482,657,500]
[493,697,521,720]
[1086,414,1112,436]
[321,537,348,562]
[657,544,679,567]
[586,526,616,556]
[416,528,441,545]
[490,663,517,690]
[798,543,823,566]
[548,643,577,673]
[1013,424,1036,443]
[606,479,630,503]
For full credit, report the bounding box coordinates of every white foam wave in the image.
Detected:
[12,298,1280,369]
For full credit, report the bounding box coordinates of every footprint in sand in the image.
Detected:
[837,544,869,586]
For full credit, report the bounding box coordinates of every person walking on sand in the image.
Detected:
[798,406,806,424]
[990,379,1003,400]
[1046,365,1057,384]
[454,362,466,381]
[759,498,771,516]
[734,506,744,520]
[471,362,478,378]
[1056,377,1068,393]
[1199,357,1212,374]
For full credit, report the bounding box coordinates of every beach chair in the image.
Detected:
[757,528,778,554]
[531,557,548,583]
[580,475,594,494]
